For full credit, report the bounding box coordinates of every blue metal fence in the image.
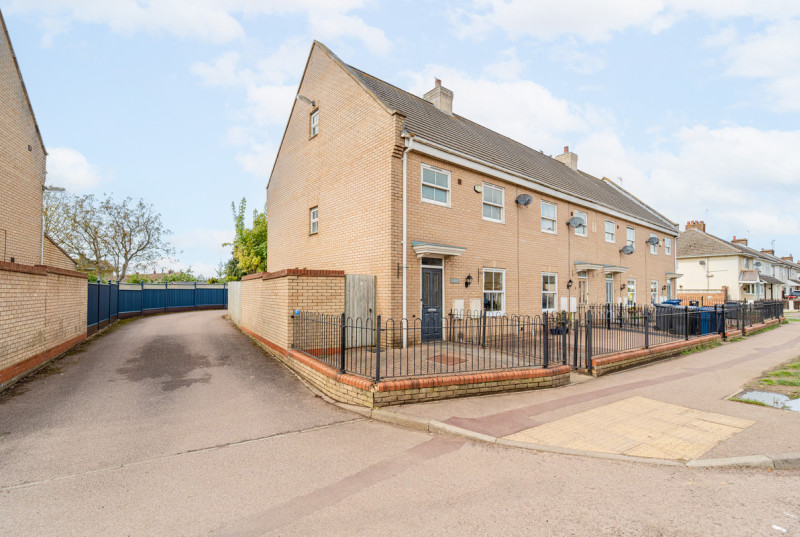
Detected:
[88,282,228,333]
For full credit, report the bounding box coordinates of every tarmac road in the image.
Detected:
[1,311,799,536]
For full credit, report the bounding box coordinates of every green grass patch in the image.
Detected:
[759,379,776,385]
[776,379,800,387]
[680,341,722,355]
[727,336,744,342]
[730,397,771,407]
[785,318,800,322]
[768,370,796,377]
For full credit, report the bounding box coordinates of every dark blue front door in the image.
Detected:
[421,267,443,341]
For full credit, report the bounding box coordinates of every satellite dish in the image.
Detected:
[647,236,660,246]
[620,245,635,255]
[567,216,585,228]
[755,261,762,267]
[515,194,532,206]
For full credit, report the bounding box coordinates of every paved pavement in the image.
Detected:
[1,311,799,536]
[392,321,800,461]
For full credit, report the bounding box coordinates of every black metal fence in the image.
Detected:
[292,300,784,382]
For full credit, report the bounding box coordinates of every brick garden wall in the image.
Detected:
[676,288,728,306]
[0,262,87,389]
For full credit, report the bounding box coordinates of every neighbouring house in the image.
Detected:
[265,41,680,326]
[676,221,795,302]
[0,9,87,389]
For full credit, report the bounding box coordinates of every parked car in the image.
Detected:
[787,292,800,300]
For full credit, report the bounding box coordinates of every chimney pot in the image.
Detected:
[564,146,569,154]
[555,146,578,171]
[686,220,706,232]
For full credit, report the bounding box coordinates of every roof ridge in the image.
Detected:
[600,176,678,229]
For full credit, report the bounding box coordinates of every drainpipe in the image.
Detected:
[402,132,414,348]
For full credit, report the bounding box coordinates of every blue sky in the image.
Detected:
[4,1,800,276]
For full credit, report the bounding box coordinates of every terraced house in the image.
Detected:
[267,42,680,325]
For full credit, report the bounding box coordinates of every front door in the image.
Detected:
[421,267,443,341]
[605,274,614,304]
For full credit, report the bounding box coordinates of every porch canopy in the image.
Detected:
[603,264,628,274]
[790,278,800,286]
[411,240,466,258]
[665,272,683,279]
[739,270,761,284]
[760,274,783,285]
[574,261,604,271]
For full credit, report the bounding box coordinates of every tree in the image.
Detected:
[217,256,243,282]
[44,191,175,280]
[225,198,267,275]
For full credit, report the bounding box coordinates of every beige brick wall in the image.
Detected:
[266,43,400,320]
[240,272,345,352]
[0,265,87,379]
[0,15,46,267]
[43,236,77,271]
[266,42,678,322]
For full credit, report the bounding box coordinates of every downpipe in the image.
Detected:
[401,132,414,348]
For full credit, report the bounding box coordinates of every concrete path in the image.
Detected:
[2,311,800,536]
[391,321,800,461]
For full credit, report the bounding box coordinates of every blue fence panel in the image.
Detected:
[87,283,99,327]
[119,288,142,313]
[196,287,226,306]
[113,282,228,315]
[98,284,110,323]
[110,284,119,317]
[142,285,167,311]
[167,287,195,308]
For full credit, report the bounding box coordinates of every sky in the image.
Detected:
[3,0,800,277]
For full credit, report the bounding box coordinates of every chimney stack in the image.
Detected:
[761,248,775,256]
[731,236,748,246]
[423,78,453,115]
[685,220,706,232]
[555,145,578,171]
[782,255,793,262]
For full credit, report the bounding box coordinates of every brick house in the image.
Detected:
[676,221,792,302]
[266,42,680,326]
[0,9,86,389]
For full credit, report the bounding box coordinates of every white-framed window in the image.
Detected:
[744,258,751,269]
[309,206,318,234]
[310,109,319,137]
[649,233,658,255]
[573,210,587,237]
[651,280,658,303]
[482,183,504,223]
[626,227,635,248]
[421,164,450,206]
[627,279,636,305]
[483,268,505,315]
[605,220,616,243]
[665,238,672,255]
[578,272,588,305]
[666,279,673,300]
[542,273,557,312]
[541,201,557,233]
[743,283,754,294]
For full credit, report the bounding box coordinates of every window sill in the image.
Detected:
[541,229,557,235]
[421,198,450,208]
[483,216,504,224]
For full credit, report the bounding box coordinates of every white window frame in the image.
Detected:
[627,279,636,305]
[310,109,319,137]
[573,210,587,237]
[626,227,635,248]
[649,233,658,255]
[651,280,658,304]
[665,238,672,255]
[541,201,557,234]
[482,268,505,316]
[605,220,616,243]
[310,206,318,234]
[482,183,504,223]
[420,164,450,207]
[542,272,558,312]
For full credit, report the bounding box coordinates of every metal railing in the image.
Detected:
[291,301,784,381]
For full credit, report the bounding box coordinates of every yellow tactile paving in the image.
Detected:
[506,396,754,460]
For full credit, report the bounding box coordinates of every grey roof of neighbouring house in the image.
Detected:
[676,228,747,258]
[339,60,677,233]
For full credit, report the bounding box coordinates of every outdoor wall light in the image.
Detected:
[662,285,667,291]
[620,284,627,291]
[465,274,473,288]
[566,279,573,288]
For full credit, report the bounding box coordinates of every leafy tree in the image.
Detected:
[160,270,197,283]
[44,191,175,280]
[224,198,267,275]
[217,256,243,282]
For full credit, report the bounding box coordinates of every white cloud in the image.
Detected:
[46,147,104,192]
[452,0,800,43]
[483,48,525,81]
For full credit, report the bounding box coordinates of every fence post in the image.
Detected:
[375,315,381,383]
[164,282,168,314]
[194,281,197,311]
[543,312,549,368]
[97,281,101,328]
[606,303,611,330]
[561,312,567,365]
[481,308,487,349]
[586,309,593,371]
[684,306,689,340]
[141,281,144,316]
[572,313,579,368]
[340,312,346,374]
[644,309,650,349]
[721,304,727,339]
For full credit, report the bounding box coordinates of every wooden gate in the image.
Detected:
[345,274,376,347]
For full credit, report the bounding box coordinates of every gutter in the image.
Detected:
[401,132,414,348]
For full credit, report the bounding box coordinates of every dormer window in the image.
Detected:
[310,109,319,137]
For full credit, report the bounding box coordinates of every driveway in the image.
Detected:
[2,311,799,536]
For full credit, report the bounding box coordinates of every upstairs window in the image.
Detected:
[482,183,504,223]
[541,201,557,233]
[573,210,587,237]
[421,164,450,206]
[310,206,318,234]
[665,238,672,255]
[626,227,635,248]
[650,233,658,255]
[310,110,319,137]
[605,220,616,243]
